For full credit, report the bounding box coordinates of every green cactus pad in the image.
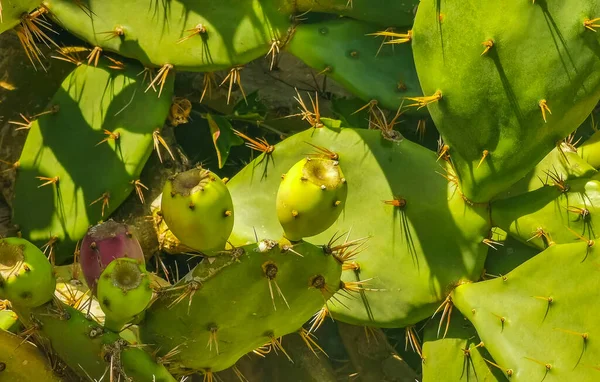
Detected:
[422,311,507,382]
[0,328,63,381]
[412,0,600,203]
[11,59,173,264]
[13,301,176,381]
[452,241,600,381]
[161,167,234,253]
[0,237,55,308]
[227,122,490,327]
[491,176,600,250]
[578,129,600,169]
[0,0,41,34]
[140,240,342,374]
[97,258,152,331]
[286,18,425,115]
[43,0,290,71]
[277,157,347,241]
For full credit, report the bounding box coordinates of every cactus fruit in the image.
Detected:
[0,237,55,308]
[277,157,347,241]
[227,122,490,327]
[0,309,20,332]
[80,220,145,295]
[161,167,234,253]
[97,258,153,331]
[11,59,173,264]
[0,328,64,381]
[140,240,342,374]
[286,18,425,115]
[411,0,600,203]
[452,241,600,381]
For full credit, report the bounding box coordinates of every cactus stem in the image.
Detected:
[95,129,120,146]
[131,179,149,204]
[405,325,423,358]
[86,46,102,67]
[266,39,281,71]
[405,90,442,110]
[477,150,489,168]
[416,119,426,142]
[299,328,328,358]
[482,238,504,250]
[432,295,453,339]
[16,6,59,71]
[482,358,513,377]
[539,99,552,123]
[220,66,247,105]
[36,175,59,188]
[41,236,58,265]
[262,261,289,311]
[176,23,207,44]
[233,129,275,154]
[89,192,111,217]
[481,39,494,56]
[584,18,600,32]
[145,64,173,98]
[308,305,330,334]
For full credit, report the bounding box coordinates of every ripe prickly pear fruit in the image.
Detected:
[276,157,347,241]
[80,220,145,295]
[161,167,234,252]
[97,257,153,331]
[0,237,55,308]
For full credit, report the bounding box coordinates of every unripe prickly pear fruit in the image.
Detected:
[276,157,347,241]
[97,257,153,331]
[0,237,56,308]
[81,220,145,295]
[161,167,234,252]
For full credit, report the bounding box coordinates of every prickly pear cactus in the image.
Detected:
[411,0,600,202]
[0,0,41,34]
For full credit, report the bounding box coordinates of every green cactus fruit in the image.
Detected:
[286,18,425,115]
[13,301,176,381]
[11,59,173,264]
[0,309,20,332]
[578,128,600,169]
[43,0,290,72]
[0,237,55,308]
[97,258,153,332]
[140,240,342,374]
[0,0,41,34]
[280,0,419,27]
[422,311,507,382]
[0,328,64,381]
[491,176,600,250]
[277,157,347,241]
[411,0,600,203]
[452,241,600,381]
[227,121,490,327]
[161,167,234,253]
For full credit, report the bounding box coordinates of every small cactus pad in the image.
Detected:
[421,311,507,382]
[286,18,425,115]
[277,157,347,241]
[0,328,63,381]
[0,237,55,308]
[412,0,600,203]
[81,220,145,295]
[161,167,234,253]
[227,122,490,327]
[0,0,41,34]
[452,241,600,381]
[97,257,152,331]
[43,0,290,71]
[578,129,600,169]
[491,176,600,250]
[140,240,342,373]
[11,60,173,264]
[14,301,176,381]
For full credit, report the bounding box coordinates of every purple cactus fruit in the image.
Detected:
[80,220,145,295]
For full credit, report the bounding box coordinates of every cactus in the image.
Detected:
[411,0,600,203]
[80,220,145,294]
[11,59,173,264]
[140,240,342,375]
[277,157,347,241]
[0,0,41,34]
[97,257,153,331]
[452,241,600,381]
[0,309,20,332]
[0,237,55,308]
[160,167,234,253]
